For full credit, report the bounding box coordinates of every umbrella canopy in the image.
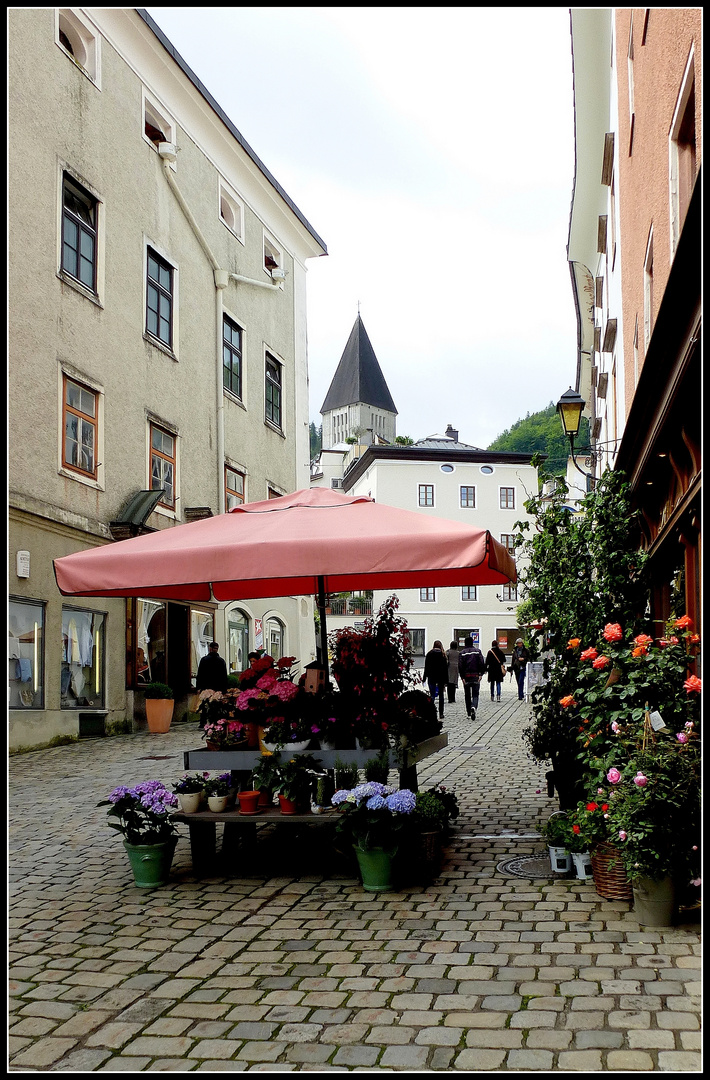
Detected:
[53,487,516,602]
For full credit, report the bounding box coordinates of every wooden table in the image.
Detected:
[176,734,448,874]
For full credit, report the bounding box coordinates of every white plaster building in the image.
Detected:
[8,8,326,750]
[311,322,538,660]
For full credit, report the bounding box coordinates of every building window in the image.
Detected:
[190,609,214,688]
[9,598,45,709]
[670,53,696,254]
[150,423,176,509]
[266,618,284,660]
[420,588,436,602]
[263,233,282,275]
[460,485,476,508]
[219,181,244,241]
[409,628,425,657]
[454,628,480,648]
[225,466,245,510]
[126,599,166,689]
[223,315,242,398]
[418,484,434,507]
[500,487,515,510]
[56,9,99,85]
[61,607,105,708]
[61,174,97,292]
[500,533,516,555]
[146,248,173,348]
[228,609,250,675]
[63,375,97,478]
[461,586,477,601]
[501,584,518,602]
[265,355,282,428]
[143,93,174,149]
[643,229,653,351]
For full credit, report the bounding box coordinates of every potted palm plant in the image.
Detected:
[143,682,174,733]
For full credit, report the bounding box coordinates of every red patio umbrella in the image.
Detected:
[54,487,516,667]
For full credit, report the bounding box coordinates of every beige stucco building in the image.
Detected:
[8,9,326,751]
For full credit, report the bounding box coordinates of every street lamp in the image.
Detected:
[556,387,595,482]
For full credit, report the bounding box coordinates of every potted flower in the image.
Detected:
[251,754,282,808]
[143,682,174,733]
[172,772,209,814]
[202,717,248,751]
[203,775,230,812]
[98,781,178,887]
[273,753,322,814]
[570,616,701,917]
[540,812,573,874]
[331,782,418,892]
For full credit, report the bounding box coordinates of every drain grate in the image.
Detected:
[139,755,176,761]
[497,854,555,878]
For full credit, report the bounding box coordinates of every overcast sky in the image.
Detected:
[146,6,578,448]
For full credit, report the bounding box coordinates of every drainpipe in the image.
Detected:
[157,144,285,515]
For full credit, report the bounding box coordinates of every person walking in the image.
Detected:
[511,637,530,701]
[423,639,448,719]
[445,639,460,703]
[458,635,485,719]
[196,642,228,694]
[485,639,506,702]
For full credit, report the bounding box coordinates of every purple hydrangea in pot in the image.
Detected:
[98,781,179,888]
[332,782,417,892]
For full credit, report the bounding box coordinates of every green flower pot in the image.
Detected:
[353,845,395,892]
[123,839,176,888]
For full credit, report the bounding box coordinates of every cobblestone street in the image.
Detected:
[9,680,701,1072]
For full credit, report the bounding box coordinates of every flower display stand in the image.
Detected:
[176,734,448,875]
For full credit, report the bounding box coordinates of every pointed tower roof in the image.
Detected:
[321,316,398,415]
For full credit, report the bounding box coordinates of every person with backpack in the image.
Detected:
[458,635,486,719]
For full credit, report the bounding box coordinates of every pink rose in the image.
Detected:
[633,772,648,787]
[618,830,627,841]
[607,768,621,784]
[611,722,620,734]
[676,732,689,743]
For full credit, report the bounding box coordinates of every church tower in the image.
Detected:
[320,315,398,448]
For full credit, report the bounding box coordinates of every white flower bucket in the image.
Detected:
[548,845,572,874]
[571,850,593,879]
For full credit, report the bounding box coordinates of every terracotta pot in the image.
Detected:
[237,790,261,815]
[242,721,259,749]
[278,794,298,815]
[145,698,174,733]
[258,789,273,808]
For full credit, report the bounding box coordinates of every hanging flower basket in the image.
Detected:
[590,841,633,901]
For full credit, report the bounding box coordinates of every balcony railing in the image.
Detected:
[326,598,373,617]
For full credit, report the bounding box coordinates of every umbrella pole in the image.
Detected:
[316,575,329,679]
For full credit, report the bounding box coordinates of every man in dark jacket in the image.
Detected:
[511,638,530,701]
[196,642,228,694]
[458,636,486,719]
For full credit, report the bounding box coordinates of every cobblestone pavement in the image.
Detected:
[9,679,701,1072]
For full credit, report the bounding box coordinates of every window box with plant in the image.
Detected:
[143,682,174,733]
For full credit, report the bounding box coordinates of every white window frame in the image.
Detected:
[219,178,245,244]
[418,483,435,508]
[143,239,179,359]
[222,307,246,403]
[147,415,180,520]
[55,8,101,88]
[459,484,477,509]
[142,89,176,168]
[56,163,105,306]
[668,47,696,258]
[263,229,284,286]
[264,350,284,432]
[57,363,105,491]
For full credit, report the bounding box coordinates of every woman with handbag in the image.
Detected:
[485,640,506,702]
